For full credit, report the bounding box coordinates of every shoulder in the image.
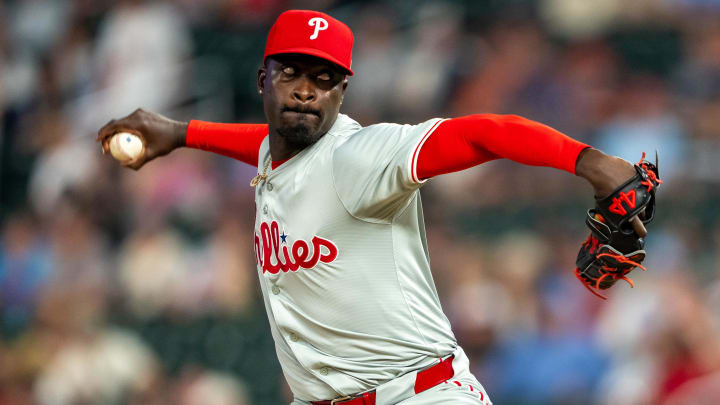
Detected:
[331,118,445,184]
[332,122,405,166]
[334,118,444,157]
[341,122,405,142]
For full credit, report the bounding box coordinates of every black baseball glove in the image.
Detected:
[575,153,662,299]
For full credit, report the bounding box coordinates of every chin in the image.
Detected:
[276,123,319,149]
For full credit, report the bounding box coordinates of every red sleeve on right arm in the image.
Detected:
[186,120,268,167]
[416,114,589,180]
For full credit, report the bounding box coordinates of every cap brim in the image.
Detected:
[265,47,354,76]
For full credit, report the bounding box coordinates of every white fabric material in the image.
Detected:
[289,347,491,405]
[253,114,460,401]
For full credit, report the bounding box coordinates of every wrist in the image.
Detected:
[174,120,188,148]
[575,148,636,198]
[575,148,604,182]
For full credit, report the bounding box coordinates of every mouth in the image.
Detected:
[282,106,321,119]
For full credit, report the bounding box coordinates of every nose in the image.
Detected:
[292,77,316,103]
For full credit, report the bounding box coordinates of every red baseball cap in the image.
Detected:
[264,10,354,75]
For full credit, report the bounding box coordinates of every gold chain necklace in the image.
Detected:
[250,156,272,187]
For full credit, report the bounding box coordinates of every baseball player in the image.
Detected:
[97,10,660,405]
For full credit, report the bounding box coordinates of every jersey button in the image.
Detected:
[263,205,268,215]
[289,333,299,342]
[271,285,280,295]
[266,183,274,191]
[320,367,329,376]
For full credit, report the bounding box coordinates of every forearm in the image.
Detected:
[574,148,638,199]
[186,120,269,167]
[416,114,589,180]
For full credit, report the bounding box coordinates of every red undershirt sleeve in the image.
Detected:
[186,120,269,167]
[415,114,590,180]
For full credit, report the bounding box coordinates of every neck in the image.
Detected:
[268,132,304,161]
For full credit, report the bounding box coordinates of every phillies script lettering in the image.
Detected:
[254,221,338,274]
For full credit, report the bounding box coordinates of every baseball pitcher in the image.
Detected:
[97,10,660,405]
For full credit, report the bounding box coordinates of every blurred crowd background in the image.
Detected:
[2,0,720,404]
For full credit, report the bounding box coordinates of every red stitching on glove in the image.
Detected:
[637,151,663,192]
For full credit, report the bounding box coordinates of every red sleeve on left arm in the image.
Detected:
[416,114,590,180]
[186,120,268,167]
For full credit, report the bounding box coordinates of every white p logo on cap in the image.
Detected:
[308,17,328,40]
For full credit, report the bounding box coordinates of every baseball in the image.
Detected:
[109,132,144,162]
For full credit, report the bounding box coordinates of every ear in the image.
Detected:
[257,65,267,95]
[340,77,349,101]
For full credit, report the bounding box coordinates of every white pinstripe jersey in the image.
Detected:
[253,114,456,401]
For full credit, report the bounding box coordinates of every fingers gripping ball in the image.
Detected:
[109,132,144,162]
[575,152,662,299]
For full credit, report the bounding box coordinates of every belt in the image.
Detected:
[311,355,455,405]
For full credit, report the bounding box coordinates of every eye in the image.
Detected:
[282,66,295,76]
[317,72,331,81]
